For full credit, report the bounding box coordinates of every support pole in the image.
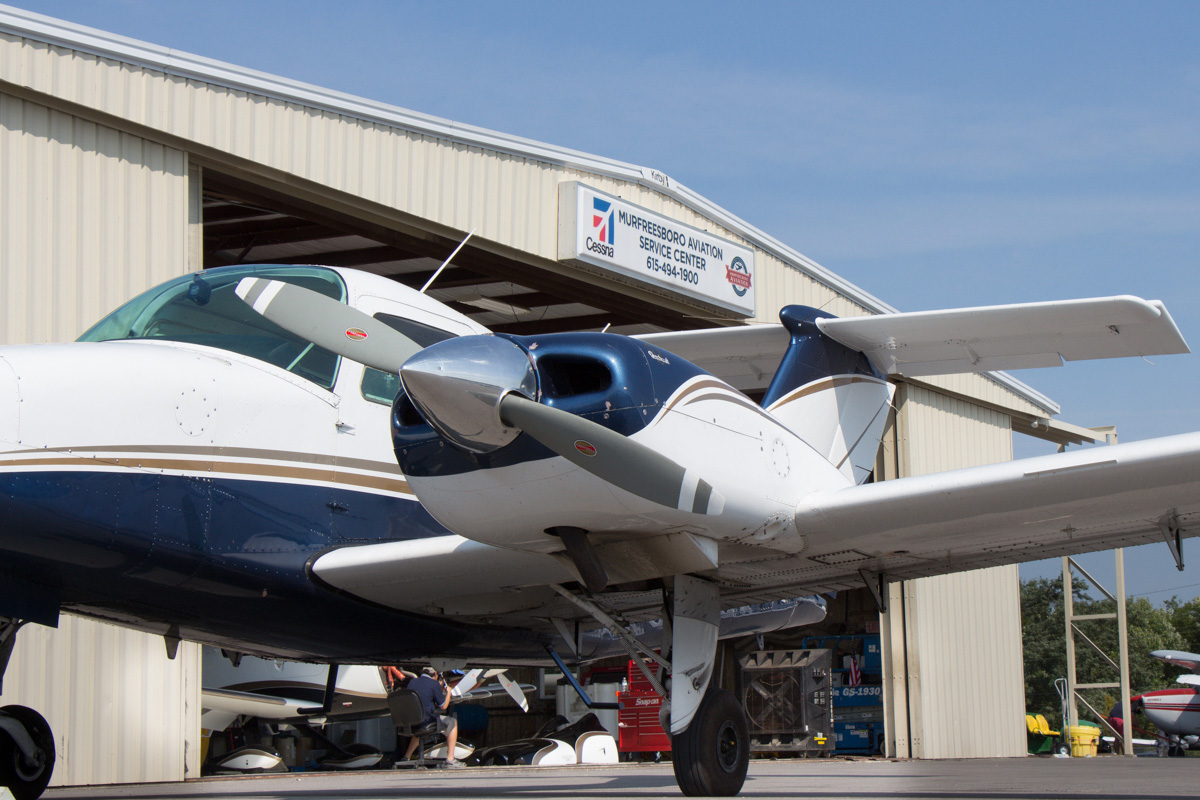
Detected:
[1063,557,1078,728]
[1115,549,1133,756]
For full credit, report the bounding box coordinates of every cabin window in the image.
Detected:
[78,265,346,390]
[360,313,457,405]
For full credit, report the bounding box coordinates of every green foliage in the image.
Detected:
[1164,596,1200,654]
[1021,577,1186,730]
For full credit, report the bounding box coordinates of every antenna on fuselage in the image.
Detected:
[420,228,476,294]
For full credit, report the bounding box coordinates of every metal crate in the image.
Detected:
[737,649,834,754]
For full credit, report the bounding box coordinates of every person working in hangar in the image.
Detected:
[402,666,463,767]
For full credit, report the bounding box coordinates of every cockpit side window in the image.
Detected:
[360,312,457,405]
[78,265,347,390]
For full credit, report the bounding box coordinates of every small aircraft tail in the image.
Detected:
[761,306,894,484]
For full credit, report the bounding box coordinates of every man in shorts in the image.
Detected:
[402,667,462,767]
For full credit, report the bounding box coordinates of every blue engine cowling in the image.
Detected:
[392,332,708,477]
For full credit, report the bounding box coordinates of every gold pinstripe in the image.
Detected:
[0,451,412,495]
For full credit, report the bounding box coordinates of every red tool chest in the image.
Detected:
[617,660,672,752]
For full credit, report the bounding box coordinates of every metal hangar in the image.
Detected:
[0,6,1099,787]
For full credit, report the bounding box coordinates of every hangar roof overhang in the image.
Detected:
[200,171,707,337]
[0,5,1060,417]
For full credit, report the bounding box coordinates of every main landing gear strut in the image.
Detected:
[552,576,749,796]
[0,618,56,800]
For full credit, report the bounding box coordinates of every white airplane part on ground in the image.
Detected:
[1,263,1198,798]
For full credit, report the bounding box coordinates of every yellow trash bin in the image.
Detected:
[1067,724,1100,757]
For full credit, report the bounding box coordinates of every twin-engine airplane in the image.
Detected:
[1,262,1199,797]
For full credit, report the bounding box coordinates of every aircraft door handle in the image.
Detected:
[327,501,350,513]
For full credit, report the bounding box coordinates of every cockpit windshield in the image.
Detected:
[78,265,347,389]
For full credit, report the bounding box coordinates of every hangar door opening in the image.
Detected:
[199,170,717,338]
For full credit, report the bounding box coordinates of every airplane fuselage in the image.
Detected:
[0,265,540,662]
[1137,688,1200,737]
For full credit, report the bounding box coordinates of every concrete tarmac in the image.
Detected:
[44,757,1198,800]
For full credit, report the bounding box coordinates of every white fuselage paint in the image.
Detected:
[404,375,859,564]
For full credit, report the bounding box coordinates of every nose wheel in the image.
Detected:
[671,688,750,797]
[0,705,56,800]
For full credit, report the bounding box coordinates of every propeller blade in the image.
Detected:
[495,671,529,713]
[497,394,724,515]
[235,277,422,374]
[450,668,483,698]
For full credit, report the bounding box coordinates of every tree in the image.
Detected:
[1021,578,1185,730]
[1164,596,1200,655]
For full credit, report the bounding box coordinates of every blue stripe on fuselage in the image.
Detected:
[0,469,473,661]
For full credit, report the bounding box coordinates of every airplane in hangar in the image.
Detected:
[0,261,1198,797]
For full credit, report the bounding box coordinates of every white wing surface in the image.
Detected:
[1153,650,1200,673]
[637,296,1188,390]
[637,324,788,394]
[818,295,1189,377]
[788,432,1200,586]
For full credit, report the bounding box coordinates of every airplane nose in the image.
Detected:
[399,335,537,453]
[0,355,18,445]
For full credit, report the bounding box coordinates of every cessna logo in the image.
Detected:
[574,440,597,457]
[345,327,368,341]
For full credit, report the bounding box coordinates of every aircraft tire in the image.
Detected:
[0,705,55,800]
[671,688,749,797]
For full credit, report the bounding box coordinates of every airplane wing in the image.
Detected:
[780,432,1200,592]
[637,296,1188,390]
[312,433,1200,626]
[1153,650,1200,673]
[636,324,788,394]
[200,687,307,731]
[817,295,1188,377]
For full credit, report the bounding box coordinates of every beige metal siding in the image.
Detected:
[0,91,197,785]
[2,616,201,787]
[881,384,1027,758]
[0,91,188,344]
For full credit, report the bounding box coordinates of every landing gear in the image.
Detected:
[0,705,55,800]
[550,575,751,796]
[0,619,56,800]
[672,688,750,797]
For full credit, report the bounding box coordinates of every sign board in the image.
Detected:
[832,685,883,707]
[558,182,756,317]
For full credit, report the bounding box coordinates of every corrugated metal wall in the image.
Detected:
[0,89,198,786]
[0,91,188,344]
[881,384,1027,758]
[2,618,201,786]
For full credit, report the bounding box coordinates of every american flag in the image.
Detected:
[848,655,862,687]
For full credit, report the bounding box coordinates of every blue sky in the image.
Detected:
[13,1,1200,602]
